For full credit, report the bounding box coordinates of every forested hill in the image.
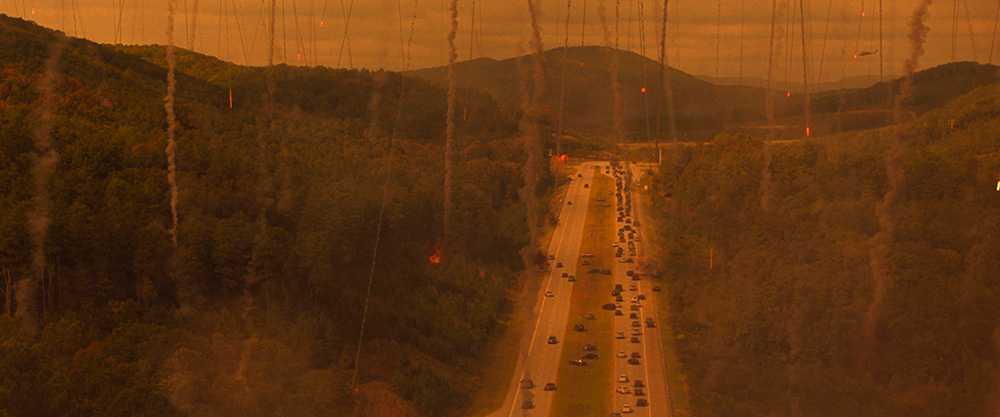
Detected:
[648,80,1000,416]
[0,14,548,417]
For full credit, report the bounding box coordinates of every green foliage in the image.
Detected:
[649,84,1000,416]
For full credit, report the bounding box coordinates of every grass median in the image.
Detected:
[551,167,617,416]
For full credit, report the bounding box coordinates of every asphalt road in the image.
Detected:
[488,162,672,417]
[489,163,596,417]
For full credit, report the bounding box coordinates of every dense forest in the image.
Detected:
[648,82,1000,416]
[0,15,559,417]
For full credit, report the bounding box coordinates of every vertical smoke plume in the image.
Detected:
[858,0,932,377]
[17,34,69,333]
[443,0,458,253]
[599,3,622,144]
[555,0,571,157]
[518,0,545,268]
[761,0,783,212]
[658,0,677,162]
[166,0,180,248]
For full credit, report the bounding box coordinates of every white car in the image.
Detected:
[622,404,633,413]
[544,291,554,297]
[617,351,627,358]
[618,375,629,383]
[616,386,631,394]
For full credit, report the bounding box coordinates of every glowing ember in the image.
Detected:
[805,126,811,136]
[996,180,999,191]
[853,54,858,60]
[786,91,791,97]
[640,87,647,93]
[429,246,441,263]
[297,53,302,61]
[320,20,324,28]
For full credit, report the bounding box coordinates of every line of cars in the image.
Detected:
[608,162,651,416]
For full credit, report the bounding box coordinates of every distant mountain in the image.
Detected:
[409,48,1000,141]
[696,74,899,93]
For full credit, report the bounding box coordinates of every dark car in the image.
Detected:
[556,262,564,268]
[601,269,612,275]
[568,275,577,282]
[581,352,599,359]
[631,352,641,358]
[581,260,590,265]
[567,201,573,205]
[628,358,640,365]
[653,286,661,291]
[615,295,624,302]
[630,336,640,343]
[522,400,534,409]
[521,379,534,389]
[583,344,597,351]
[636,398,648,406]
[588,268,602,274]
[574,324,586,332]
[629,313,638,319]
[544,382,557,391]
[602,303,616,310]
[615,310,623,316]
[634,388,645,396]
[638,294,646,300]
[548,336,558,344]
[633,380,645,387]
[632,320,641,327]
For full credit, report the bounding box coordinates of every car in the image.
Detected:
[602,303,616,310]
[630,304,640,311]
[632,320,640,327]
[556,262,564,267]
[634,388,645,396]
[630,336,640,343]
[582,352,599,359]
[583,344,597,351]
[522,400,534,409]
[629,284,637,291]
[631,352,641,358]
[567,201,573,205]
[623,258,634,263]
[615,310,623,316]
[633,380,645,387]
[601,269,612,275]
[577,173,583,177]
[636,398,648,406]
[568,275,577,281]
[631,274,640,281]
[631,328,642,336]
[646,321,655,328]
[638,294,646,300]
[582,313,596,319]
[544,382,557,391]
[615,295,624,302]
[547,254,555,260]
[616,303,623,309]
[628,358,640,365]
[614,284,623,291]
[548,336,558,344]
[582,252,594,257]
[610,413,623,417]
[653,286,661,292]
[616,386,631,394]
[584,184,590,188]
[574,323,585,332]
[562,272,569,277]
[612,289,621,297]
[545,291,554,297]
[520,379,534,389]
[618,375,629,383]
[568,359,587,365]
[617,351,627,358]
[588,268,602,274]
[581,260,590,265]
[616,331,625,339]
[622,404,633,413]
[629,313,638,319]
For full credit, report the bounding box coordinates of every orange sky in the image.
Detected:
[3,0,996,83]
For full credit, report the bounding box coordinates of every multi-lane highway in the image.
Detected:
[489,161,672,417]
[490,163,596,417]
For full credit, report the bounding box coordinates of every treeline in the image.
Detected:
[648,84,1000,416]
[0,15,550,417]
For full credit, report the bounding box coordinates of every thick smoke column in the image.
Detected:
[858,0,932,376]
[518,0,545,268]
[166,0,180,248]
[443,0,458,252]
[17,34,69,332]
[555,0,571,156]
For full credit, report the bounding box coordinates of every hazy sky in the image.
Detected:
[3,0,997,83]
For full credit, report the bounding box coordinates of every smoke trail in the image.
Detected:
[555,0,571,157]
[599,3,623,143]
[187,0,200,50]
[166,0,180,248]
[858,0,931,377]
[518,0,545,269]
[443,0,458,253]
[761,0,783,212]
[799,0,810,138]
[17,34,69,333]
[658,0,677,162]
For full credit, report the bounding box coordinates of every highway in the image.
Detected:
[489,163,596,417]
[488,161,673,417]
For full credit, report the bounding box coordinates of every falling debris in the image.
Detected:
[859,0,932,378]
[166,0,180,248]
[18,34,70,333]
